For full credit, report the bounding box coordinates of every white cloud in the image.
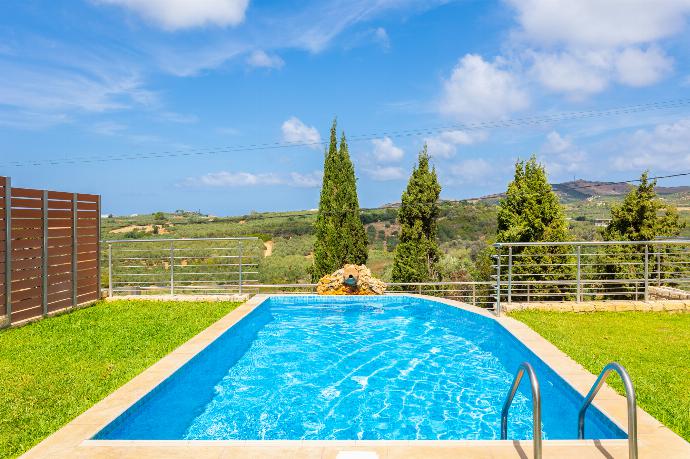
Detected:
[538,131,587,176]
[614,46,673,87]
[439,54,529,121]
[425,130,488,158]
[92,121,128,136]
[96,0,249,31]
[289,171,323,187]
[612,118,690,171]
[529,47,673,97]
[246,50,285,69]
[448,159,494,184]
[507,0,690,48]
[281,117,322,148]
[0,54,155,117]
[529,50,610,97]
[506,1,687,97]
[373,27,390,49]
[371,137,404,162]
[182,170,323,187]
[364,166,406,181]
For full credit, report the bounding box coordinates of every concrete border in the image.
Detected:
[20,295,690,458]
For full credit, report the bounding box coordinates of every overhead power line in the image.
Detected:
[4,97,690,168]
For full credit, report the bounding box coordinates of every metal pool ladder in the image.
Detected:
[578,362,638,459]
[501,362,542,459]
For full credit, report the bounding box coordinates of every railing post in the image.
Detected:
[472,283,476,306]
[238,240,243,295]
[72,193,78,308]
[644,244,649,301]
[495,250,502,316]
[656,248,661,286]
[42,191,48,316]
[5,177,11,324]
[108,243,113,298]
[577,245,582,303]
[169,240,175,295]
[507,246,512,304]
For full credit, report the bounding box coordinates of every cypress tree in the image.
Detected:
[311,120,368,281]
[603,171,682,241]
[496,156,573,299]
[391,145,442,284]
[600,172,684,294]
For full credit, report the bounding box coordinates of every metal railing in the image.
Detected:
[579,362,637,459]
[103,237,261,296]
[493,240,690,314]
[248,281,495,307]
[501,362,542,459]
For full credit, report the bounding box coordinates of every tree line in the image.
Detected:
[310,119,685,292]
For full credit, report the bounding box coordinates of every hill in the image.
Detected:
[476,180,690,203]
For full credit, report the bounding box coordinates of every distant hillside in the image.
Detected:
[476,180,690,203]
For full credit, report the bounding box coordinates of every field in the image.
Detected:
[0,300,240,459]
[510,310,690,442]
[100,188,690,285]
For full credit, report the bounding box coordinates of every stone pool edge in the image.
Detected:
[20,294,690,459]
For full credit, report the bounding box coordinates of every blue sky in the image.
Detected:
[2,0,690,215]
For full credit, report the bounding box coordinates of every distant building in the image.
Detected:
[594,218,611,227]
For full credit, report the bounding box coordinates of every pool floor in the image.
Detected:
[95,296,623,441]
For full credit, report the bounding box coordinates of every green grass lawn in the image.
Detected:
[510,311,690,442]
[0,300,239,459]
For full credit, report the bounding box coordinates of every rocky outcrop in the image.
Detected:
[316,264,386,295]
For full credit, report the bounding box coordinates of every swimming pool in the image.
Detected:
[94,295,626,441]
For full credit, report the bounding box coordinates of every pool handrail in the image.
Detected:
[578,362,637,459]
[501,361,542,459]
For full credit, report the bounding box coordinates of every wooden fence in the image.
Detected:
[0,176,100,326]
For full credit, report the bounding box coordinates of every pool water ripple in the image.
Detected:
[95,296,626,441]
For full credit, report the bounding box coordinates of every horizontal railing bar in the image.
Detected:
[495,239,690,247]
[104,237,259,243]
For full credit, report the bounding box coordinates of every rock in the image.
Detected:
[316,264,386,295]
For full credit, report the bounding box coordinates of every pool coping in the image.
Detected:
[20,294,690,459]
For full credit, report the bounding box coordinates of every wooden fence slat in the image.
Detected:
[11,208,43,219]
[47,297,71,312]
[11,218,42,230]
[12,188,42,199]
[12,258,42,271]
[48,228,72,238]
[77,202,98,211]
[11,239,43,250]
[47,263,72,276]
[46,191,73,200]
[48,245,72,257]
[11,198,42,209]
[48,281,72,296]
[47,272,71,284]
[77,193,99,202]
[46,236,73,248]
[47,200,73,210]
[46,218,73,228]
[48,209,73,219]
[11,295,42,311]
[11,305,43,323]
[11,228,43,239]
[11,247,42,261]
[11,267,41,282]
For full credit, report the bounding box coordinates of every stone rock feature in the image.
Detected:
[317,264,386,295]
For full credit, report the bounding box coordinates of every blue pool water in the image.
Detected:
[95,295,626,441]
